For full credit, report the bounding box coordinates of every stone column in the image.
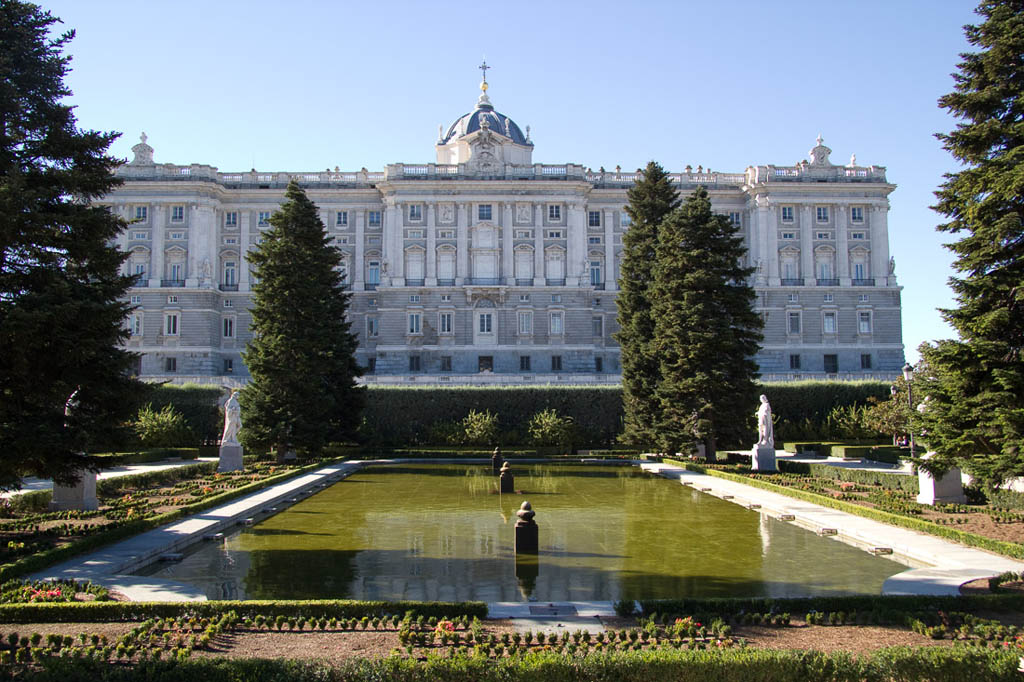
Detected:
[836,204,850,285]
[800,205,814,285]
[456,203,468,284]
[533,203,544,286]
[755,196,770,285]
[765,203,780,287]
[239,210,251,291]
[384,199,402,284]
[425,203,437,285]
[567,201,586,286]
[604,209,616,290]
[871,204,891,286]
[502,202,514,284]
[149,205,166,286]
[353,209,365,289]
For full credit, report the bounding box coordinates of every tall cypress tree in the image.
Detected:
[0,2,140,489]
[614,162,680,447]
[650,187,762,457]
[240,180,364,460]
[916,1,1024,486]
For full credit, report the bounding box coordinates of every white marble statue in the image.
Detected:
[222,391,241,445]
[756,394,774,448]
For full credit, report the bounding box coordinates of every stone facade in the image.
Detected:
[105,82,904,385]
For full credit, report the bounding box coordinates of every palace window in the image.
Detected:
[588,211,601,227]
[478,204,492,221]
[551,355,562,371]
[788,312,801,334]
[518,311,533,335]
[851,206,864,223]
[224,212,237,227]
[823,311,837,334]
[592,316,603,337]
[823,293,834,303]
[368,211,382,226]
[816,206,830,223]
[728,212,741,227]
[595,357,603,373]
[546,230,563,239]
[782,231,796,240]
[129,313,142,337]
[409,205,422,221]
[164,313,179,336]
[790,354,801,369]
[134,205,148,221]
[171,205,184,222]
[408,312,421,335]
[336,211,348,226]
[224,358,234,374]
[588,236,602,245]
[366,317,379,337]
[222,317,234,338]
[165,357,177,372]
[548,204,561,221]
[440,356,452,372]
[439,312,453,334]
[781,206,794,223]
[224,299,233,308]
[550,311,563,335]
[439,230,455,239]
[861,354,872,369]
[257,211,271,227]
[859,311,872,334]
[409,355,421,372]
[520,356,531,371]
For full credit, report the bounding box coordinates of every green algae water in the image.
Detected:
[135,464,906,601]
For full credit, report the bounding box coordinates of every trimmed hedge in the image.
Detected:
[14,646,1021,682]
[0,598,486,624]
[675,460,1024,560]
[146,384,224,443]
[777,459,917,493]
[0,458,345,582]
[361,386,625,446]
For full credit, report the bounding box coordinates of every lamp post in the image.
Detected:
[902,363,915,459]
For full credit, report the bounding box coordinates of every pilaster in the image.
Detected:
[765,203,780,287]
[533,203,544,286]
[385,199,402,284]
[872,204,891,286]
[239,210,251,291]
[456,203,468,285]
[502,202,514,284]
[425,203,437,285]
[567,200,586,287]
[603,208,615,290]
[836,204,850,285]
[354,209,365,289]
[800,205,814,285]
[149,205,165,287]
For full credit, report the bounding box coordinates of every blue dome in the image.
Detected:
[441,103,529,146]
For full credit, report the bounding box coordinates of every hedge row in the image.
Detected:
[146,384,225,443]
[148,381,891,448]
[777,459,917,493]
[0,458,344,582]
[0,598,486,624]
[638,593,1024,620]
[16,647,1021,682]
[677,461,1024,560]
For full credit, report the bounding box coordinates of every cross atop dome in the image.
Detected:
[476,59,493,108]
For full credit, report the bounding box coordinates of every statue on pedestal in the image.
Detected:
[756,394,774,449]
[222,391,241,444]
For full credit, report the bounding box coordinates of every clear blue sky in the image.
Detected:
[43,0,979,364]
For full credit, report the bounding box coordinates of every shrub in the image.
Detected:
[526,409,576,448]
[461,410,498,446]
[133,404,195,448]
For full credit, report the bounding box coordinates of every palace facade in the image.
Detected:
[105,76,904,385]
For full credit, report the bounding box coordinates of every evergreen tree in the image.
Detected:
[650,187,762,457]
[613,162,680,447]
[240,180,364,460]
[0,3,140,489]
[916,1,1024,485]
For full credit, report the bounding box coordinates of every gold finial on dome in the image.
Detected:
[476,59,493,107]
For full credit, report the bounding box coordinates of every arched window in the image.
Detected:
[779,247,800,283]
[588,250,604,288]
[850,246,871,283]
[165,247,186,283]
[814,246,835,283]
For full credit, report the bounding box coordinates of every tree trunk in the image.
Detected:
[275,444,287,465]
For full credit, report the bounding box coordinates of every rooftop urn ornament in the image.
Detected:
[751,394,777,471]
[499,460,515,493]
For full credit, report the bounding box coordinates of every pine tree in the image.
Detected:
[915,1,1024,485]
[650,187,762,457]
[240,180,364,460]
[0,3,140,489]
[613,162,680,447]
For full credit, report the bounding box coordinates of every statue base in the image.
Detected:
[751,445,777,472]
[49,470,98,511]
[218,443,244,472]
[916,452,965,505]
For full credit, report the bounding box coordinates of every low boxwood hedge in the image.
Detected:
[672,460,1024,560]
[0,598,486,624]
[14,645,1021,682]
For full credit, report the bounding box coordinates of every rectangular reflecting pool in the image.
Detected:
[135,463,907,602]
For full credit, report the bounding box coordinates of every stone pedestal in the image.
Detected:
[751,445,777,472]
[916,452,965,505]
[514,501,538,554]
[218,444,244,472]
[500,468,515,493]
[491,448,504,474]
[49,470,98,511]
